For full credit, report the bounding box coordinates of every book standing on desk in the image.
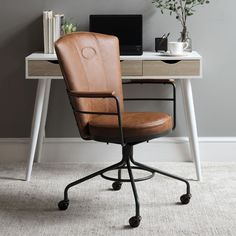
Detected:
[43,10,64,54]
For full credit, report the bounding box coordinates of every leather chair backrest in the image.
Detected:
[55,32,124,139]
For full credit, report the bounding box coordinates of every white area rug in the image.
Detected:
[0,162,235,236]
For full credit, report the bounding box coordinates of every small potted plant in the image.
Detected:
[62,20,77,34]
[152,0,210,52]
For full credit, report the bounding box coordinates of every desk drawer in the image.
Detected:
[28,60,62,77]
[28,60,143,77]
[121,60,142,76]
[143,60,200,77]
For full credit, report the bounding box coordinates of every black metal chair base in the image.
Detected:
[58,144,191,228]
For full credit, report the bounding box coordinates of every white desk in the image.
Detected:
[25,51,202,181]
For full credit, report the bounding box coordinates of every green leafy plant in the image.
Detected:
[62,21,77,34]
[152,0,210,40]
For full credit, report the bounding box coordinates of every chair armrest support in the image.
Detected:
[67,90,116,98]
[123,80,176,130]
[66,89,124,146]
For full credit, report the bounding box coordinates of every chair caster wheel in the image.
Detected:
[58,200,69,210]
[112,181,122,191]
[129,216,141,228]
[180,193,191,205]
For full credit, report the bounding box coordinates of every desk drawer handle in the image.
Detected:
[161,60,181,64]
[48,60,59,64]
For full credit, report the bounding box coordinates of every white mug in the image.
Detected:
[168,42,188,55]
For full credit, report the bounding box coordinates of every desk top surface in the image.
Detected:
[26,51,201,61]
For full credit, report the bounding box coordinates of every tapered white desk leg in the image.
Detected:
[35,79,51,163]
[25,80,47,181]
[180,80,194,162]
[180,79,202,181]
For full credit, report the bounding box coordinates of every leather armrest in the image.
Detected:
[67,90,116,98]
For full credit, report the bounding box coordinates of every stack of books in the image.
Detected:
[43,10,64,54]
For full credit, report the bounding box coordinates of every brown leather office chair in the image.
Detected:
[55,32,191,228]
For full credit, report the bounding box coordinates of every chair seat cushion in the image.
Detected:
[89,112,172,143]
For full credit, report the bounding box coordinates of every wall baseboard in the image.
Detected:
[0,137,236,163]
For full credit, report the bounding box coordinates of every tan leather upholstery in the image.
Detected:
[55,32,172,144]
[89,112,172,143]
[55,32,124,139]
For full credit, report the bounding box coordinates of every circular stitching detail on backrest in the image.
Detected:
[81,47,96,59]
